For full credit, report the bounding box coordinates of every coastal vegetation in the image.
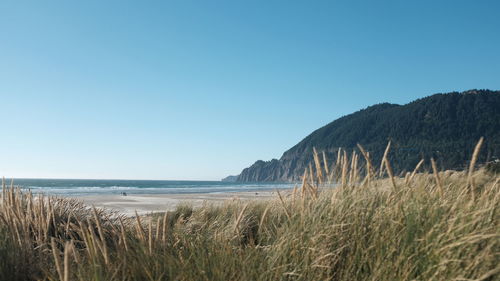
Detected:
[237,90,500,182]
[0,140,499,280]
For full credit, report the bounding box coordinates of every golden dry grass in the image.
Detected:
[0,140,499,280]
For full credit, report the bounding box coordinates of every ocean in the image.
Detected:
[6,178,295,196]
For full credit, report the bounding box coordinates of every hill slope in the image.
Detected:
[236,90,500,182]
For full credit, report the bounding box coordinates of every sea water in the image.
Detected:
[8,178,295,196]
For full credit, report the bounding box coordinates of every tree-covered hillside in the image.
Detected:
[236,90,500,182]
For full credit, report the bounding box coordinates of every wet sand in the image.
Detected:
[79,191,279,216]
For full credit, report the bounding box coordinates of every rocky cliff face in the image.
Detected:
[235,90,500,182]
[221,175,238,182]
[237,146,330,182]
[237,159,283,182]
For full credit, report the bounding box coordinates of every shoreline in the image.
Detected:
[78,190,280,216]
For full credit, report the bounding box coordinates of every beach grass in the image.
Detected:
[1,141,499,280]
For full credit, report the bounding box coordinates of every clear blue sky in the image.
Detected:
[1,0,499,180]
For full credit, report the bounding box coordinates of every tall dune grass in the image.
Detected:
[1,141,499,280]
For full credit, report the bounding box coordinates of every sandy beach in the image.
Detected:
[79,191,280,216]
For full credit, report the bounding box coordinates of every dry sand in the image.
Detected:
[79,191,280,216]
